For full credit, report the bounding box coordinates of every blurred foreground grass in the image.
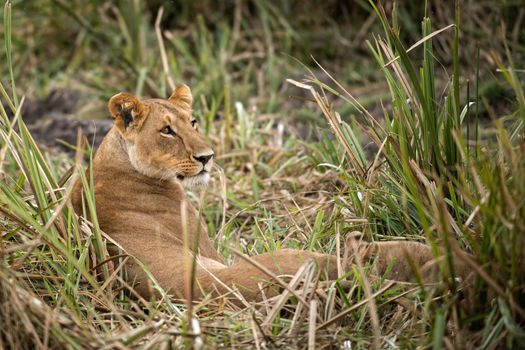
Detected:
[1,1,525,349]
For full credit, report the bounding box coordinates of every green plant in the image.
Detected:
[2,0,525,348]
[290,1,525,347]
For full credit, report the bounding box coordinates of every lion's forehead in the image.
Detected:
[144,99,191,122]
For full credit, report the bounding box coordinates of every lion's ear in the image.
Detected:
[168,84,192,110]
[108,92,147,132]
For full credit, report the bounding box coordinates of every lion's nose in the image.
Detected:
[193,153,214,166]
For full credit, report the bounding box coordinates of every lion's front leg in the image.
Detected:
[193,249,338,302]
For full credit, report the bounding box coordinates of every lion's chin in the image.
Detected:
[180,171,210,189]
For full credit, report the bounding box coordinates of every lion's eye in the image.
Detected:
[191,120,197,129]
[161,126,176,136]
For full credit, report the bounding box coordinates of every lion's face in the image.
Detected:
[107,85,214,188]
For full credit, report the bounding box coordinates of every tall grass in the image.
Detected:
[291,1,525,347]
[2,0,525,349]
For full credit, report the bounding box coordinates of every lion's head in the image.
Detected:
[107,85,213,188]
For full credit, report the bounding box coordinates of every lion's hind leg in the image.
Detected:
[345,237,471,282]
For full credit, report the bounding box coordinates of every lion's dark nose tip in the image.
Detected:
[194,153,213,166]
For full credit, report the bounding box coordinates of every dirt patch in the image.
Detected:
[4,88,111,154]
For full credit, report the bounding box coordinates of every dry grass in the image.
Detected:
[1,1,525,349]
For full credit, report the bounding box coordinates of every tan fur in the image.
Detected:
[72,85,469,302]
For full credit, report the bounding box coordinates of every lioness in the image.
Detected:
[72,85,468,302]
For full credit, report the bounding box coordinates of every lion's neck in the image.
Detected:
[94,128,133,170]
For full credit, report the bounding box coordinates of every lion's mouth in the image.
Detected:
[177,170,210,189]
[176,170,208,181]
